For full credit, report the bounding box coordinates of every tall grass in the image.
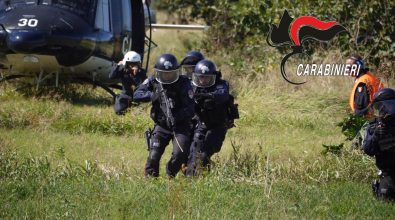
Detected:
[213,140,376,185]
[0,147,391,219]
[0,86,151,135]
[1,11,394,218]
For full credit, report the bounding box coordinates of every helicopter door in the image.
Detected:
[118,0,132,58]
[130,0,145,61]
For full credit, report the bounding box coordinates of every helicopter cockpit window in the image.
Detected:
[0,1,8,12]
[50,0,96,23]
[121,0,132,31]
[3,0,96,23]
[95,0,110,32]
[4,0,38,8]
[4,0,29,9]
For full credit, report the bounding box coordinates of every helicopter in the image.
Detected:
[0,0,207,97]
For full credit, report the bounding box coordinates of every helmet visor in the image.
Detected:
[373,100,395,117]
[154,69,180,84]
[192,73,216,88]
[125,62,140,67]
[181,65,195,79]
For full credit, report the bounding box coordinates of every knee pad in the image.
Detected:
[374,176,395,201]
[150,130,166,149]
[194,132,205,142]
[148,149,161,162]
[149,139,161,160]
[192,133,205,149]
[150,136,161,149]
[378,186,395,200]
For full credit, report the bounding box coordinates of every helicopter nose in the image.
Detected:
[6,30,47,53]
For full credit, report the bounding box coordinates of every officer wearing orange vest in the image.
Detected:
[348,55,384,117]
[347,55,384,149]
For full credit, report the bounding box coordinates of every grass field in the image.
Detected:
[1,14,395,219]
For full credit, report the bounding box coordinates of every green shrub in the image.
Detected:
[337,114,368,141]
[156,0,395,67]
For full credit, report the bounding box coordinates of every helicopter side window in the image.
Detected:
[50,0,95,22]
[95,0,110,32]
[121,0,132,31]
[6,0,37,6]
[3,0,96,24]
[5,0,28,8]
[0,1,7,12]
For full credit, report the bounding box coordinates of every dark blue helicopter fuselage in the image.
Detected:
[0,5,115,67]
[0,1,146,86]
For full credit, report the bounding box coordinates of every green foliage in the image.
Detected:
[0,150,100,182]
[156,0,395,66]
[214,140,374,184]
[337,114,368,141]
[0,148,382,219]
[0,86,151,136]
[322,143,344,156]
[2,11,390,218]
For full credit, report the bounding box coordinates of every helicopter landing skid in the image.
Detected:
[71,77,116,99]
[0,74,30,83]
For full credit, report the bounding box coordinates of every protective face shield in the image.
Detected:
[125,61,140,68]
[181,65,195,79]
[192,73,216,88]
[153,53,180,84]
[373,100,395,117]
[154,68,180,84]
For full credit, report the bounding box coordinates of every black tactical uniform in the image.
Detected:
[363,88,395,201]
[133,54,195,177]
[186,59,238,176]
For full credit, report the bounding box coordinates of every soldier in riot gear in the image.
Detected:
[363,88,395,201]
[186,59,239,177]
[180,51,205,79]
[179,51,205,174]
[133,53,195,178]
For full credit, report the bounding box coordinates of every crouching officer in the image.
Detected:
[363,88,395,201]
[186,59,239,177]
[133,53,195,178]
[347,55,384,149]
[180,51,205,79]
[109,51,147,115]
[348,55,384,117]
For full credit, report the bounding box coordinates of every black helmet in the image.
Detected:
[180,51,205,79]
[154,53,180,84]
[347,55,366,77]
[348,55,365,71]
[188,51,204,59]
[373,88,395,103]
[373,88,395,116]
[192,59,217,88]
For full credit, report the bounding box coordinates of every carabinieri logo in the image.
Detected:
[267,10,349,85]
[163,61,173,70]
[200,65,210,74]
